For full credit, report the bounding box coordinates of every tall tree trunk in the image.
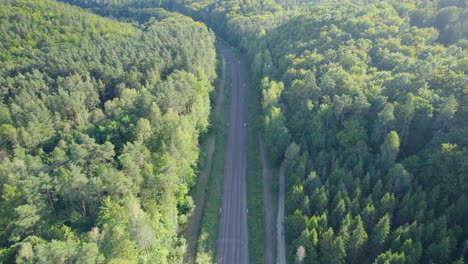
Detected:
[46,189,57,219]
[76,187,87,216]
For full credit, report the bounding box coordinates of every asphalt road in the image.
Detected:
[216,41,249,264]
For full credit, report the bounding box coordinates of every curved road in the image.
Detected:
[216,41,249,264]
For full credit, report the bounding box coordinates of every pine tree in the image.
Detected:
[369,214,391,259]
[348,215,368,264]
[401,239,422,264]
[319,228,346,264]
[373,250,405,264]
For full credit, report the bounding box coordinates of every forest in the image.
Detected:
[168,0,467,263]
[0,0,466,263]
[259,4,467,264]
[0,0,216,263]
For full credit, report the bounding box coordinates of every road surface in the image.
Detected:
[277,163,286,264]
[259,136,275,263]
[216,41,249,264]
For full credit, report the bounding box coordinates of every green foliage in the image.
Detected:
[373,250,405,264]
[264,106,290,163]
[0,1,216,263]
[237,2,466,263]
[162,0,467,263]
[3,0,465,263]
[379,131,400,170]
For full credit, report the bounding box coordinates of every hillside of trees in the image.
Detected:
[1,0,466,263]
[169,0,467,263]
[256,3,467,263]
[0,0,216,263]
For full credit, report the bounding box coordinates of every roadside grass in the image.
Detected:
[239,53,265,264]
[270,165,279,263]
[194,59,231,264]
[239,47,281,264]
[184,51,222,263]
[270,166,279,216]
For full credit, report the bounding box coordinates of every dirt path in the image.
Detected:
[259,136,275,263]
[277,163,286,264]
[216,41,249,264]
[183,52,226,264]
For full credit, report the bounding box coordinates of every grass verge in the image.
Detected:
[239,53,265,264]
[194,59,231,264]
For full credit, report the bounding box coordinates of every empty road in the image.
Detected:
[216,41,249,264]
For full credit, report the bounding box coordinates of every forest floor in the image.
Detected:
[183,53,227,263]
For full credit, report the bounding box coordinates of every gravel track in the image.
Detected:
[216,42,248,264]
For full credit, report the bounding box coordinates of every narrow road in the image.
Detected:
[216,41,248,264]
[259,136,274,263]
[277,163,286,264]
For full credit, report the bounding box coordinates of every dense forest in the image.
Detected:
[258,3,467,264]
[0,0,466,263]
[0,0,216,263]
[170,0,468,263]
